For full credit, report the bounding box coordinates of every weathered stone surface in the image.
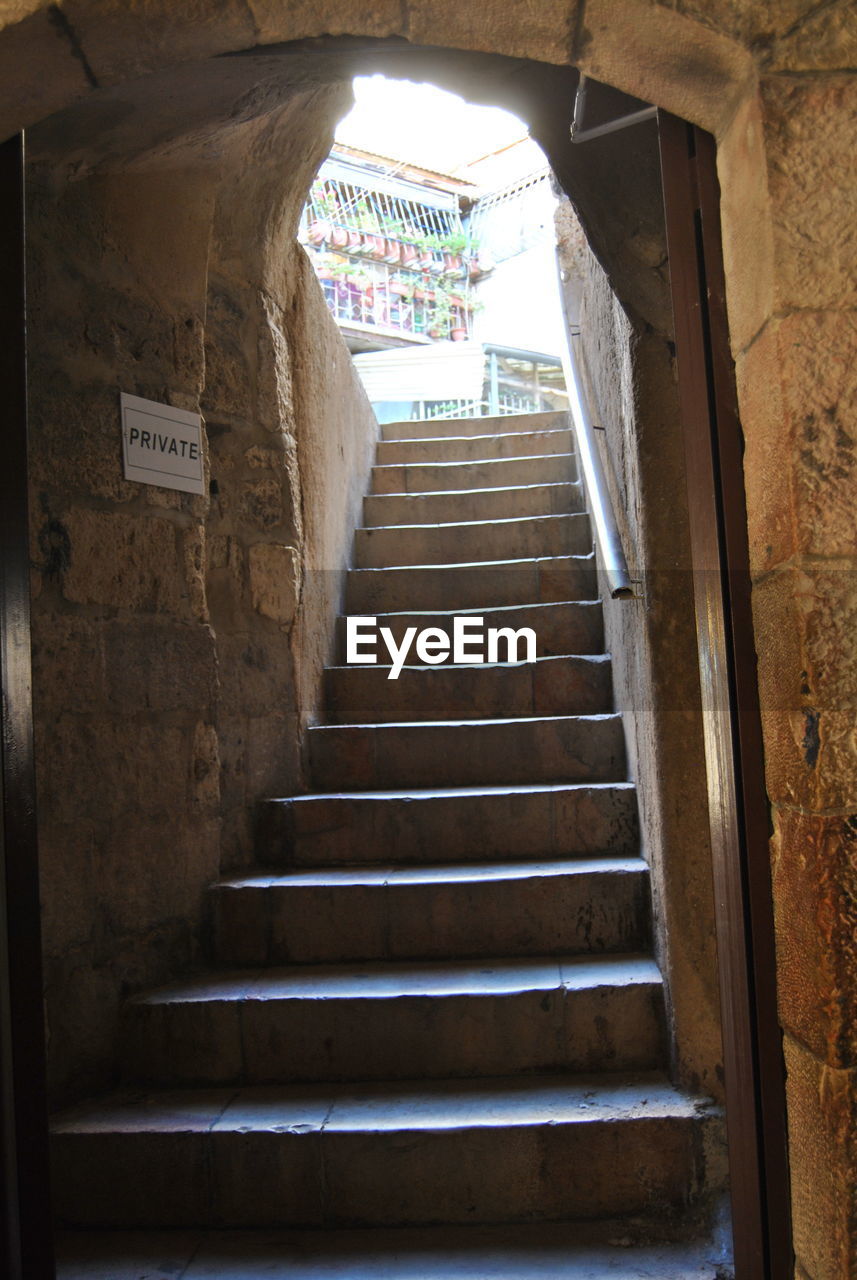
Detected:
[61,0,257,86]
[784,1034,857,1279]
[248,542,301,627]
[753,567,857,811]
[576,0,755,134]
[247,0,402,44]
[408,0,576,65]
[773,811,857,1068]
[261,783,639,869]
[121,957,665,1086]
[719,92,776,357]
[761,74,857,313]
[212,859,649,967]
[59,508,191,614]
[740,310,857,570]
[38,820,98,955]
[767,0,857,73]
[40,718,199,825]
[0,7,92,139]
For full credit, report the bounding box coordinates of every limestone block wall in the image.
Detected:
[26,79,378,1105]
[720,72,857,1280]
[558,199,723,1104]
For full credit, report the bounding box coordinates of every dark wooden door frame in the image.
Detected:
[0,131,56,1280]
[658,111,792,1278]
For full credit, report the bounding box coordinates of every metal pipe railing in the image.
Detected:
[555,258,636,600]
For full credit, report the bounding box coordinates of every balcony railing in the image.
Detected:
[314,257,474,342]
[300,170,482,343]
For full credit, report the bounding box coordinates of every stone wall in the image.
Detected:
[26,75,378,1105]
[2,2,856,1271]
[721,72,857,1280]
[558,198,724,1103]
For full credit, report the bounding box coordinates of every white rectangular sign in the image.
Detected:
[120,392,205,495]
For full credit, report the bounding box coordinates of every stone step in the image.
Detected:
[55,1222,733,1278]
[370,453,577,494]
[119,954,665,1087]
[354,513,592,569]
[335,601,604,664]
[324,655,613,724]
[376,429,574,467]
[344,554,597,613]
[210,856,650,967]
[307,714,625,790]
[363,480,584,527]
[52,1073,719,1230]
[258,781,638,868]
[380,408,570,440]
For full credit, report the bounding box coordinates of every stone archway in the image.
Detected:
[3,6,855,1278]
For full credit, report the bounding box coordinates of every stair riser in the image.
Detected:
[52,1115,706,1229]
[324,657,613,725]
[212,868,650,966]
[354,514,591,569]
[308,717,625,789]
[371,454,576,494]
[380,410,569,441]
[259,785,639,868]
[121,984,665,1087]
[363,482,584,527]
[377,431,574,467]
[335,602,604,664]
[345,558,597,615]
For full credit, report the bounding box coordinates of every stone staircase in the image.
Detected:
[53,409,731,1277]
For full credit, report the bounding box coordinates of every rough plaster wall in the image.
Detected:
[26,78,377,1105]
[287,248,379,740]
[559,200,723,1103]
[1,2,855,1269]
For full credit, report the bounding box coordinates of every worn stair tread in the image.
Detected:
[210,854,650,965]
[344,554,596,612]
[308,714,625,789]
[335,601,604,662]
[275,779,635,802]
[379,426,574,448]
[326,654,611,674]
[381,408,570,439]
[370,454,577,495]
[126,953,661,1006]
[357,511,588,535]
[353,513,592,569]
[214,854,647,890]
[363,480,584,526]
[372,453,574,477]
[311,712,618,729]
[375,430,574,466]
[53,1070,709,1136]
[55,1224,733,1279]
[347,551,594,574]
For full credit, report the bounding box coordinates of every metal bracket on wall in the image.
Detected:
[571,75,657,144]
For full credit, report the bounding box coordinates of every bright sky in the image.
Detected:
[335,75,544,182]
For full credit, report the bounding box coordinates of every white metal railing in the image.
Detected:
[556,257,635,600]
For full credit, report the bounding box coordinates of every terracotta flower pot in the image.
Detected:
[308,220,330,245]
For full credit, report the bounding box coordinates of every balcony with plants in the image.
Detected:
[300,176,483,344]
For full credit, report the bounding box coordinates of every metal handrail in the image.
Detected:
[555,259,636,600]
